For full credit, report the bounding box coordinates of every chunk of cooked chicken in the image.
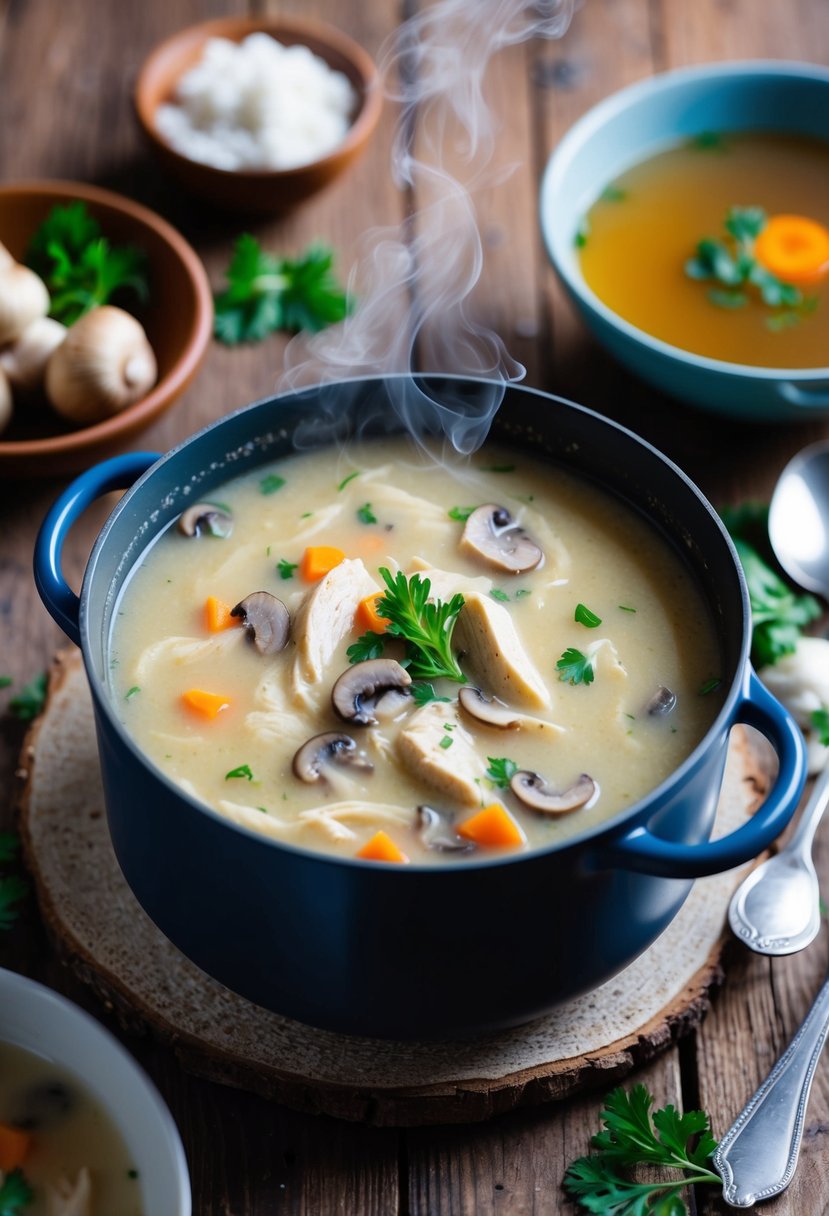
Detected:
[46,1168,92,1216]
[291,558,378,699]
[396,701,486,806]
[454,592,550,710]
[408,557,493,600]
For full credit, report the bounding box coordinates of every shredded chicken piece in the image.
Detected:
[291,558,378,706]
[134,628,242,682]
[46,1167,92,1216]
[454,592,550,709]
[219,799,411,843]
[408,558,493,600]
[396,702,486,806]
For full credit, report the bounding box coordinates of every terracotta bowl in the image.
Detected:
[0,181,212,478]
[134,15,383,213]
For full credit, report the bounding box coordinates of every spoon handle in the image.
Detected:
[788,765,829,855]
[713,971,829,1207]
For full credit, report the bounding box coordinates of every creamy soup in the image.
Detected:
[0,1042,141,1215]
[110,440,723,864]
[579,132,829,367]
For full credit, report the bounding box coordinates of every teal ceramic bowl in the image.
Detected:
[540,61,829,421]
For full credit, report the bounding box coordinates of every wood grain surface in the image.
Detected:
[1,0,828,1212]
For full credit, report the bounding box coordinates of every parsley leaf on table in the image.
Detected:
[0,1169,34,1215]
[213,235,349,344]
[26,201,149,326]
[563,1085,719,1216]
[8,671,47,722]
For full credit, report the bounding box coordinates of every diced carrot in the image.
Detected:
[457,803,525,848]
[0,1122,31,1169]
[181,688,231,719]
[205,595,237,632]
[356,592,389,634]
[356,831,410,863]
[754,214,829,285]
[300,545,346,582]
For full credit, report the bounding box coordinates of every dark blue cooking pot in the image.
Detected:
[34,377,805,1038]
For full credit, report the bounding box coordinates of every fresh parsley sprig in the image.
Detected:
[685,206,816,325]
[26,201,149,326]
[556,647,595,686]
[486,757,518,788]
[213,235,349,344]
[347,569,466,683]
[563,1085,719,1215]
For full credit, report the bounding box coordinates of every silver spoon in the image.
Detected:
[728,441,829,956]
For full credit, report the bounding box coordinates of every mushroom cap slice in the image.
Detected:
[332,659,412,726]
[458,685,524,729]
[510,770,596,815]
[646,686,677,716]
[292,732,374,784]
[415,806,475,854]
[460,504,542,574]
[177,503,233,538]
[231,592,290,656]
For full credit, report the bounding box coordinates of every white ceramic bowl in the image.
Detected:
[0,967,190,1215]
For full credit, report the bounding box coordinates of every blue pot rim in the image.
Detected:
[540,58,829,382]
[79,375,752,874]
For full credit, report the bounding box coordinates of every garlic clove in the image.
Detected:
[0,316,66,392]
[45,305,158,426]
[0,366,12,436]
[0,241,14,272]
[0,263,50,345]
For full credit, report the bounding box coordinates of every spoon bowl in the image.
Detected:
[769,441,829,598]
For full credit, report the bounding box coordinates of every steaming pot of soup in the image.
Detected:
[34,377,805,1037]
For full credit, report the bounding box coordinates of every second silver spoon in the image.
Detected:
[729,765,829,955]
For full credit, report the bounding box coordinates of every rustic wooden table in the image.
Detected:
[2,0,829,1211]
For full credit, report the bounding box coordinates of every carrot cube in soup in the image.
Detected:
[181,688,231,719]
[300,545,345,582]
[457,804,524,848]
[205,595,236,632]
[356,831,409,863]
[356,592,389,634]
[0,1122,31,1169]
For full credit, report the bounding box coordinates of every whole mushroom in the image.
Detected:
[231,592,290,656]
[0,262,50,345]
[45,305,157,425]
[0,316,66,392]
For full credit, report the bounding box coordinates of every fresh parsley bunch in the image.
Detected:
[564,1085,719,1215]
[26,201,149,326]
[720,503,821,668]
[213,234,349,344]
[347,568,466,683]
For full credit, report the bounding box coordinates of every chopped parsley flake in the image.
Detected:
[574,603,602,628]
[600,184,626,203]
[556,647,595,686]
[125,686,141,700]
[490,588,510,603]
[357,502,377,525]
[514,589,531,598]
[411,682,451,707]
[225,764,254,782]
[486,757,518,788]
[260,474,286,495]
[574,216,590,248]
[439,735,454,750]
[698,677,723,696]
[618,604,637,613]
[277,558,298,580]
[448,505,475,522]
[337,471,359,492]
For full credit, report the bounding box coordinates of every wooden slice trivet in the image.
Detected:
[15,651,774,1127]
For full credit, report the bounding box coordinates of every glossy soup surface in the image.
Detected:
[110,439,724,864]
[0,1041,141,1215]
[579,132,829,367]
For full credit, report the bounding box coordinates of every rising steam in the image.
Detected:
[280,0,574,453]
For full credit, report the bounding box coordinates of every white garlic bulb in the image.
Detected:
[0,263,50,345]
[45,306,158,426]
[0,316,66,392]
[759,636,829,774]
[0,365,12,435]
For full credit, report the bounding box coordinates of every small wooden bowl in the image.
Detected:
[135,16,383,213]
[0,181,212,478]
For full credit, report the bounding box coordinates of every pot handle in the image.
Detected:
[605,671,806,879]
[34,452,160,648]
[776,381,829,409]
